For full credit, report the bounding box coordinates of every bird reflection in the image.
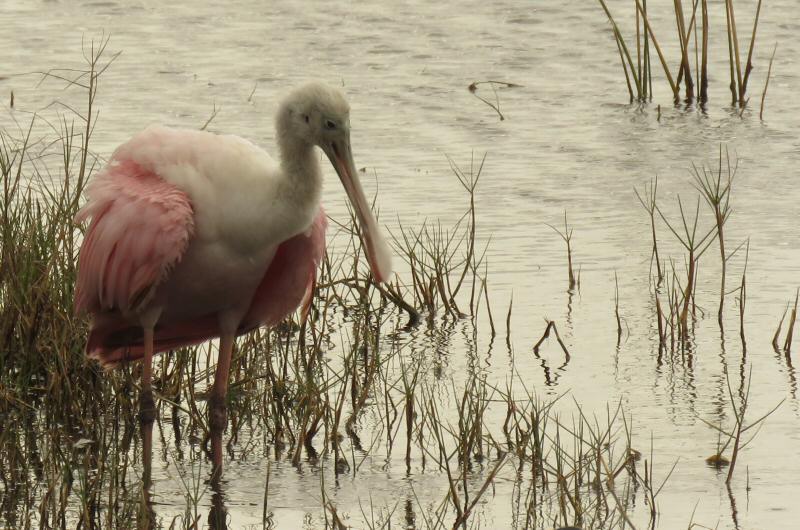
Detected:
[208,477,230,530]
[140,475,157,530]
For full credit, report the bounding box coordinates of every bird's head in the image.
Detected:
[278,82,392,283]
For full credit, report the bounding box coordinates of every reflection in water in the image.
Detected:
[737,283,749,402]
[727,483,741,530]
[534,354,570,387]
[565,286,575,330]
[404,498,416,530]
[737,339,748,403]
[140,479,157,530]
[208,478,229,530]
[774,344,798,401]
[532,320,571,386]
[682,346,695,398]
[714,330,731,422]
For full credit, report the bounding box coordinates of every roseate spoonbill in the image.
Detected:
[74,82,392,477]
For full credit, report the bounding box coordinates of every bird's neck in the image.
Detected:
[276,134,323,222]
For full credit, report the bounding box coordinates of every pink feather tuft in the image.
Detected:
[82,208,327,368]
[75,158,195,315]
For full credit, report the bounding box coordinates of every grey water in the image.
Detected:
[2,0,799,528]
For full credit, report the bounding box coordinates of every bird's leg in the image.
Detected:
[300,273,316,326]
[140,326,156,486]
[209,332,235,479]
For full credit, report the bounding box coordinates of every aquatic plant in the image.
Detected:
[1,41,790,530]
[596,0,771,111]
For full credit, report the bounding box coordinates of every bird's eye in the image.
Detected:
[325,119,336,130]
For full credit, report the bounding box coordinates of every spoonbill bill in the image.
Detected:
[74,82,392,477]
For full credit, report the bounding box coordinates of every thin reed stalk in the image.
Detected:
[656,196,717,341]
[673,0,696,101]
[760,43,777,119]
[634,176,663,284]
[692,148,735,327]
[784,289,798,353]
[772,303,789,351]
[741,0,763,99]
[643,0,653,99]
[546,212,577,290]
[635,0,679,102]
[700,0,709,102]
[615,271,622,343]
[724,0,739,104]
[597,0,642,100]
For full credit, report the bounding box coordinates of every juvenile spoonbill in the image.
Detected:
[74,82,392,477]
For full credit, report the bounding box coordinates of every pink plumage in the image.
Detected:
[79,202,327,366]
[74,84,392,478]
[74,127,328,367]
[75,159,195,315]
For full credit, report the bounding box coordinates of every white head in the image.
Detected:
[277,82,392,283]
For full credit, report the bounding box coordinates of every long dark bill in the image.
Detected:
[325,138,392,283]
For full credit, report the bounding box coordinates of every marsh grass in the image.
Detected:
[0,87,650,530]
[772,289,798,354]
[467,81,521,121]
[597,0,769,110]
[637,152,756,365]
[692,148,735,326]
[635,176,663,285]
[546,212,577,291]
[759,43,777,119]
[0,47,788,530]
[699,368,783,485]
[656,195,718,343]
[783,291,797,353]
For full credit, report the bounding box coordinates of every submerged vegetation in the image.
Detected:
[0,41,794,530]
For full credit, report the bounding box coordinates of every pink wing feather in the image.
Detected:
[240,208,328,330]
[81,206,326,368]
[75,158,194,314]
[76,126,327,368]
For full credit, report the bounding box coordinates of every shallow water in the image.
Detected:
[2,0,800,528]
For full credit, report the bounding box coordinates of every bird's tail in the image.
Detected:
[86,313,220,369]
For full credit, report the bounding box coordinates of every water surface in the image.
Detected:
[2,0,799,528]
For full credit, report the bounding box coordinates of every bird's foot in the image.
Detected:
[208,394,228,433]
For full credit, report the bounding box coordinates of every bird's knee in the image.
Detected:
[139,392,157,425]
[209,395,228,432]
